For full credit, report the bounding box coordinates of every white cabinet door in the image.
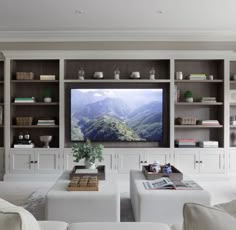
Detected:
[117,151,143,173]
[35,150,60,173]
[145,149,170,165]
[9,149,34,173]
[199,150,224,173]
[229,150,236,172]
[174,149,199,173]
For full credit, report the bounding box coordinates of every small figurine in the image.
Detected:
[162,163,172,174]
[150,161,161,173]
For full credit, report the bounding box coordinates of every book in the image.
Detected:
[14,143,35,148]
[143,177,202,190]
[40,75,56,80]
[75,169,98,174]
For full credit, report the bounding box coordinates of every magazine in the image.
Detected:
[143,177,202,190]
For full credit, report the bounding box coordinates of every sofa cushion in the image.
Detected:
[0,198,41,230]
[214,199,236,218]
[38,221,68,230]
[183,203,236,230]
[68,222,171,230]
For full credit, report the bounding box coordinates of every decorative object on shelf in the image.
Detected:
[208,75,214,80]
[72,139,104,169]
[175,117,197,125]
[16,116,33,126]
[14,131,34,148]
[231,74,236,81]
[16,72,34,80]
[198,141,219,148]
[201,97,217,103]
[230,90,236,102]
[230,132,236,146]
[93,72,104,79]
[114,67,120,80]
[14,97,35,103]
[0,105,2,125]
[184,90,193,102]
[40,75,56,80]
[42,88,52,103]
[150,161,161,173]
[78,68,85,80]
[197,120,220,126]
[149,67,156,80]
[130,71,140,79]
[37,118,55,126]
[187,74,207,80]
[40,135,53,148]
[174,85,180,102]
[175,139,196,147]
[176,71,183,80]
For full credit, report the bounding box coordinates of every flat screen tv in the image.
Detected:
[71,88,163,142]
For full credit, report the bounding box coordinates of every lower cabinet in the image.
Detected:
[229,149,236,173]
[116,149,171,173]
[174,149,225,173]
[9,149,60,174]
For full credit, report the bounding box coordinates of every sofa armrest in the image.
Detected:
[38,221,68,230]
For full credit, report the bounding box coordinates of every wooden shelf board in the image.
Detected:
[11,80,59,83]
[11,125,59,128]
[64,79,170,83]
[12,102,59,105]
[175,125,223,128]
[175,102,223,105]
[175,80,223,83]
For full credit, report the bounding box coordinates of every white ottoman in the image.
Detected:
[46,171,120,223]
[130,170,211,224]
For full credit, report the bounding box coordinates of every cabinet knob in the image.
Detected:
[195,161,199,163]
[30,161,34,163]
[34,161,38,164]
[140,161,143,163]
[199,160,203,163]
[144,161,147,163]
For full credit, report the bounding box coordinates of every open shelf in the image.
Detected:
[175,125,223,128]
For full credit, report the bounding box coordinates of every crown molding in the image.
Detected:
[0,30,236,42]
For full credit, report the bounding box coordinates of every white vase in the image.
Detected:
[185,97,193,103]
[84,160,96,169]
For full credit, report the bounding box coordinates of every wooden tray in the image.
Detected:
[67,184,98,191]
[70,165,105,180]
[143,165,183,181]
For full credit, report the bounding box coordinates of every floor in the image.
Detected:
[0,173,236,221]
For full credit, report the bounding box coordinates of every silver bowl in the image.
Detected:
[40,135,52,148]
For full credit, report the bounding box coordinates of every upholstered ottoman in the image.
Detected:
[46,171,120,223]
[130,170,211,224]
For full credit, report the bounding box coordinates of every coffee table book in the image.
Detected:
[142,165,183,181]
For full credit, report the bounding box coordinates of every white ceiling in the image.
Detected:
[0,0,236,41]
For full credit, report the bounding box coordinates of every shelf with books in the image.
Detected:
[10,59,60,148]
[175,102,223,105]
[175,125,223,128]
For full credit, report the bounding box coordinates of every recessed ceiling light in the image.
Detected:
[156,10,164,14]
[75,10,84,14]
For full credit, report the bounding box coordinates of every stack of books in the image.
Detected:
[14,97,35,103]
[197,120,220,125]
[188,74,207,80]
[37,119,56,126]
[199,141,219,148]
[175,139,196,148]
[201,97,217,103]
[40,75,56,80]
[14,143,35,148]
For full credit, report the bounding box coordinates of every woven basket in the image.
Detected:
[16,117,33,126]
[175,117,197,125]
[16,72,34,80]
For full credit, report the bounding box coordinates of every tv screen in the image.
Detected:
[71,88,163,142]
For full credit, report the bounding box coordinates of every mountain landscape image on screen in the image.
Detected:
[71,89,163,142]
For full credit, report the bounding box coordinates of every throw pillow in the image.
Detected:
[214,199,236,218]
[183,203,236,230]
[0,198,41,230]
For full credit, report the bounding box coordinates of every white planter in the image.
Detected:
[44,97,52,103]
[84,160,96,169]
[185,97,193,103]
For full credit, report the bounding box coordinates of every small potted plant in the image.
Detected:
[72,139,104,169]
[43,88,52,103]
[184,90,193,102]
